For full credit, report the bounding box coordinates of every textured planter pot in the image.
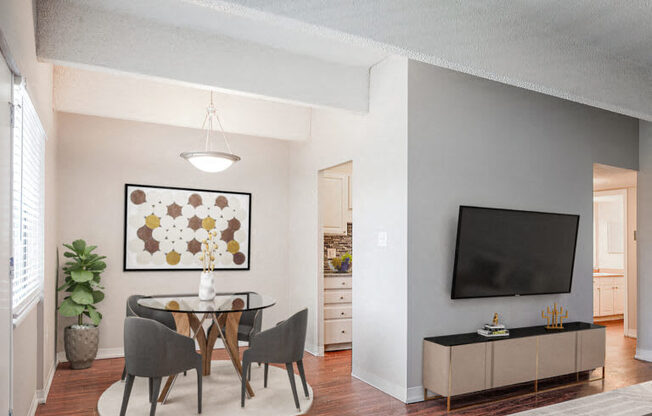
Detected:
[64,325,99,369]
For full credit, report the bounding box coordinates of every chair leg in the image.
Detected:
[120,374,135,416]
[241,357,250,407]
[121,365,127,381]
[285,363,300,410]
[248,362,252,381]
[196,366,202,414]
[150,377,162,416]
[264,363,269,388]
[296,360,309,398]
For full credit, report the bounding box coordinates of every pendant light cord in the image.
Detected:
[201,91,234,155]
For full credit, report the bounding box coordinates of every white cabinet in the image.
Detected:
[594,277,625,317]
[319,173,351,234]
[599,285,614,316]
[614,283,625,314]
[593,280,600,316]
[323,273,352,350]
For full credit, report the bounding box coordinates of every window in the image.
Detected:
[11,81,45,319]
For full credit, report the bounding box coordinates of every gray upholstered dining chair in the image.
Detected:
[241,308,309,410]
[127,294,177,330]
[120,317,202,416]
[122,295,177,381]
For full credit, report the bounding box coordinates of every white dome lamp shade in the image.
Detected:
[181,92,241,173]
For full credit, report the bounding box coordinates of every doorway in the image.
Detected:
[592,163,637,340]
[317,161,353,356]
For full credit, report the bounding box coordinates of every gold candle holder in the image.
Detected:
[541,302,568,329]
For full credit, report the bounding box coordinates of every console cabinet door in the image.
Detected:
[450,343,487,395]
[578,328,606,372]
[492,338,537,388]
[538,332,577,379]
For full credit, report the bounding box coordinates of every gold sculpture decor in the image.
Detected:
[541,302,568,329]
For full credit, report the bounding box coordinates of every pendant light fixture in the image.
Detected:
[180,91,240,172]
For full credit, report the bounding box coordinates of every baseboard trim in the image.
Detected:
[57,347,124,363]
[304,343,320,357]
[27,391,39,416]
[57,341,251,363]
[635,348,652,362]
[406,385,425,403]
[625,328,638,339]
[37,361,57,404]
[351,367,407,403]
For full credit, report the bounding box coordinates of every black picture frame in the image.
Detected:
[123,183,252,272]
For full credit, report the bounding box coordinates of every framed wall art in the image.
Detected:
[123,184,251,271]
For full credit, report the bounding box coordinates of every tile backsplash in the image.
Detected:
[324,223,352,271]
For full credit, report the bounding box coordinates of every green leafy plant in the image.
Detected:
[58,239,106,326]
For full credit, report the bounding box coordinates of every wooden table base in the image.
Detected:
[158,308,254,403]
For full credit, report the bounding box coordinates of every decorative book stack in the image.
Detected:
[477,323,510,337]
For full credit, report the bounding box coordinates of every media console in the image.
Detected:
[423,322,605,411]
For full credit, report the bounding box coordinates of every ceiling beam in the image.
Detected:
[36,0,370,112]
[53,66,312,141]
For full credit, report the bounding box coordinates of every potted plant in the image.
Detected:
[58,239,106,369]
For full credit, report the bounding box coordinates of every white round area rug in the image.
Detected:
[98,361,313,415]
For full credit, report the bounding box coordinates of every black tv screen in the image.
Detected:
[451,206,579,299]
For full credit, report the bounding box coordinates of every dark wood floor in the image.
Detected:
[36,320,652,415]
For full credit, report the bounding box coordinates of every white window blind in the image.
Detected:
[11,81,45,319]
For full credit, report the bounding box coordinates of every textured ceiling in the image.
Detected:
[196,0,652,120]
[37,0,651,119]
[211,0,652,68]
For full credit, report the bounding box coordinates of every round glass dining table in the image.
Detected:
[137,292,276,314]
[137,292,276,403]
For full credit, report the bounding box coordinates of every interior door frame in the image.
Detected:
[593,188,629,334]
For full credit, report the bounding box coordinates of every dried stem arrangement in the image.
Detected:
[199,230,219,272]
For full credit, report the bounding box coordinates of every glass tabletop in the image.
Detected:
[137,292,276,314]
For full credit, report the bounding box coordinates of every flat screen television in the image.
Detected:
[451,206,579,299]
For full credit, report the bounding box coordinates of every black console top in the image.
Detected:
[425,321,604,347]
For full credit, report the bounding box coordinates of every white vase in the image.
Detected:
[198,271,216,301]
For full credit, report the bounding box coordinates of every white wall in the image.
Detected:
[1,1,57,415]
[406,60,639,395]
[637,120,652,361]
[56,113,291,354]
[288,56,409,400]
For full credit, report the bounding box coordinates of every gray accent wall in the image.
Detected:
[406,60,639,391]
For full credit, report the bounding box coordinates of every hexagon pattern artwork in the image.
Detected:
[124,184,250,270]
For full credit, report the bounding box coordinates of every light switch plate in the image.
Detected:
[377,231,388,247]
[327,248,337,259]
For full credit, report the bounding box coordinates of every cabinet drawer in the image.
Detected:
[324,305,352,320]
[324,290,352,304]
[324,277,352,289]
[324,319,352,344]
